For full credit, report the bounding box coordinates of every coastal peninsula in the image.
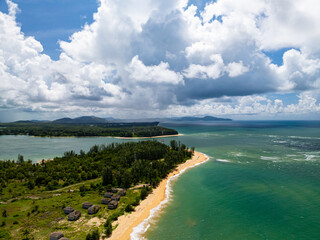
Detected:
[0,140,206,240]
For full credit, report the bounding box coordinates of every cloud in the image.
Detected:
[128,56,184,85]
[0,0,320,120]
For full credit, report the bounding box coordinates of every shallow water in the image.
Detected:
[1,121,320,239]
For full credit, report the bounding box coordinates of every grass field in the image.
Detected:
[0,178,143,239]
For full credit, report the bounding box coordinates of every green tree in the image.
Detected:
[22,228,33,240]
[86,229,99,240]
[2,209,7,217]
[140,187,148,200]
[125,204,134,212]
[27,180,35,190]
[18,154,24,163]
[170,140,177,150]
[102,167,113,186]
[104,218,113,236]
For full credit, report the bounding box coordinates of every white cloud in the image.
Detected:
[0,0,320,120]
[128,56,184,85]
[226,61,249,77]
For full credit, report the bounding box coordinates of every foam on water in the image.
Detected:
[260,156,280,161]
[130,153,210,240]
[305,154,317,161]
[216,159,231,163]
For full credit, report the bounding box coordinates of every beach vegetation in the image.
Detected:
[104,218,112,236]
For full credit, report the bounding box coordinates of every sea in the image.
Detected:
[1,121,320,240]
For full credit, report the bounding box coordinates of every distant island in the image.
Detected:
[0,116,178,138]
[170,116,232,122]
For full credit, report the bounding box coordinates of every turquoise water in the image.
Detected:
[144,121,320,240]
[0,135,181,162]
[1,121,320,239]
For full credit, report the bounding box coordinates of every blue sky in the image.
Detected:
[0,0,320,121]
[1,0,286,63]
[0,0,98,59]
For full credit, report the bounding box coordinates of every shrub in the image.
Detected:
[140,187,148,200]
[125,204,134,212]
[86,229,99,240]
[104,219,112,236]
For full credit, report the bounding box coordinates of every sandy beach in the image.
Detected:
[108,151,209,240]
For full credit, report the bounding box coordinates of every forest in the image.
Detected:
[0,140,193,196]
[0,122,178,137]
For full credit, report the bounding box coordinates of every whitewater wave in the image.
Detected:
[273,140,287,143]
[304,154,317,161]
[289,136,320,140]
[230,152,245,157]
[130,153,210,240]
[215,159,231,163]
[260,156,280,161]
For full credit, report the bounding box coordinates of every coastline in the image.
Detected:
[27,134,183,139]
[113,134,183,139]
[108,151,209,240]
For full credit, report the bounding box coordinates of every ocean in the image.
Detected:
[1,121,320,239]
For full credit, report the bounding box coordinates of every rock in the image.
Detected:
[111,188,118,193]
[49,232,64,240]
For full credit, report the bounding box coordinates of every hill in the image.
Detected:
[172,116,232,121]
[53,116,108,124]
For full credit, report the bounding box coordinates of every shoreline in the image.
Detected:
[108,151,209,240]
[113,134,183,139]
[24,134,183,139]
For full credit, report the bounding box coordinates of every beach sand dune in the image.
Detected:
[108,151,209,240]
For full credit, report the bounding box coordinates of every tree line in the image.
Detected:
[0,140,194,195]
[0,122,178,137]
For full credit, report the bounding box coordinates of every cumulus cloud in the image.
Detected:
[0,0,320,120]
[128,56,184,85]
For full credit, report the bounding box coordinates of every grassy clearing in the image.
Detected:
[0,177,142,240]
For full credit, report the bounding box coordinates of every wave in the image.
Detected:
[230,152,245,157]
[273,140,287,143]
[304,154,317,161]
[289,136,320,140]
[215,159,231,163]
[260,156,280,161]
[130,153,210,240]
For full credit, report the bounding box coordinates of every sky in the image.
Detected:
[0,0,320,122]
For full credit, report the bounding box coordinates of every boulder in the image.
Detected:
[111,188,118,193]
[49,232,64,240]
